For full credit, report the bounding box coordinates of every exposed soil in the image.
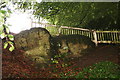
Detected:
[2,43,120,78]
[69,44,120,69]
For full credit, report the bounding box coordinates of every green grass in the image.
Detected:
[60,61,120,78]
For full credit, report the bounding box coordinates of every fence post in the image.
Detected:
[93,30,98,46]
[31,21,33,28]
[58,26,62,35]
[45,24,46,29]
[119,32,120,41]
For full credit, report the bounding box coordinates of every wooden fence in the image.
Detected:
[32,22,120,46]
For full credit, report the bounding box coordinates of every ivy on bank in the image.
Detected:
[0,2,14,51]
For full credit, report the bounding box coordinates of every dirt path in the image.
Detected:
[70,44,120,69]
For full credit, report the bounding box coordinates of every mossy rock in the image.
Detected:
[52,35,95,58]
[14,27,52,65]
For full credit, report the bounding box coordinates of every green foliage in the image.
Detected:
[0,2,14,52]
[3,41,14,51]
[45,26,59,36]
[15,2,119,30]
[9,44,14,51]
[51,52,68,64]
[4,42,8,49]
[61,61,120,78]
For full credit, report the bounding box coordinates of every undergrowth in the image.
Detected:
[2,48,120,78]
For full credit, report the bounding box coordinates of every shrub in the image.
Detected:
[76,61,120,78]
[60,61,120,78]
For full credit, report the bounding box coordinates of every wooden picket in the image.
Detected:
[32,22,120,46]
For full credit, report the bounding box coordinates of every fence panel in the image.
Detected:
[32,22,120,45]
[96,31,120,43]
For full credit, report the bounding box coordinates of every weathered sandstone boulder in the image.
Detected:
[52,35,95,58]
[14,27,52,65]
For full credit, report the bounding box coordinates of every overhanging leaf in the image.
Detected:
[9,46,14,52]
[6,27,9,34]
[8,34,14,41]
[0,26,4,33]
[4,42,8,49]
[0,10,6,14]
[8,41,14,45]
[0,33,7,39]
[8,9,12,13]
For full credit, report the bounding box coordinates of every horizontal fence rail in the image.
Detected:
[96,31,120,43]
[32,22,120,46]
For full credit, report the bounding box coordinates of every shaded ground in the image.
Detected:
[2,43,120,78]
[49,44,120,78]
[70,44,120,69]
